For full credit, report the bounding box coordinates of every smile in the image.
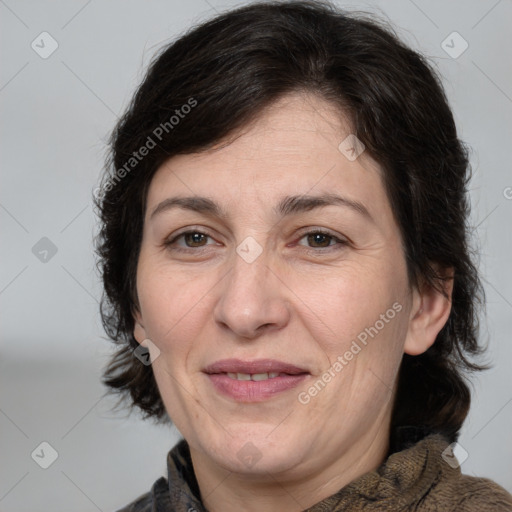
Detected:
[204,359,309,402]
[226,372,281,381]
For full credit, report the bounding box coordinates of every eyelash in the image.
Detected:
[164,228,348,254]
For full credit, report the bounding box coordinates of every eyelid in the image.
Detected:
[296,226,342,237]
[295,226,349,242]
[294,228,349,250]
[165,227,218,247]
[164,226,350,252]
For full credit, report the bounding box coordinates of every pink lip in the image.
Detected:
[204,358,308,375]
[204,358,309,402]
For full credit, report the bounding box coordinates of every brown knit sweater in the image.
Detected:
[117,433,512,511]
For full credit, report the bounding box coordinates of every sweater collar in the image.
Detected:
[161,428,453,511]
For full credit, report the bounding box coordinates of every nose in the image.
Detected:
[213,250,291,340]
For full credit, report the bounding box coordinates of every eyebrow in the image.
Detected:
[150,193,373,222]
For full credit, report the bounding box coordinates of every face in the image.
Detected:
[134,93,418,481]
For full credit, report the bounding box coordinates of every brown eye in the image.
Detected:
[297,230,346,250]
[165,230,216,251]
[306,232,334,248]
[183,232,208,247]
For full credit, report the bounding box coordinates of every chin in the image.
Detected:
[205,430,306,476]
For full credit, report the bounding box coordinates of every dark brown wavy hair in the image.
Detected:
[95,0,486,442]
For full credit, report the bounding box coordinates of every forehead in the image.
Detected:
[146,93,390,221]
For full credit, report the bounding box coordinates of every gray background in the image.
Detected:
[1,0,511,510]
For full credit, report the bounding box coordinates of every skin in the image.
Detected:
[133,92,453,512]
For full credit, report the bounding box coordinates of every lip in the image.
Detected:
[204,358,308,375]
[204,358,309,402]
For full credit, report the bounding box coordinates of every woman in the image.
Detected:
[95,1,512,510]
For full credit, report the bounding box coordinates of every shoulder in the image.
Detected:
[384,433,512,511]
[114,476,170,512]
[438,472,512,511]
[114,492,151,512]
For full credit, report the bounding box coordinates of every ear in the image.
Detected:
[404,267,454,356]
[133,309,147,345]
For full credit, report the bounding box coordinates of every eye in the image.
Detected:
[165,230,216,251]
[297,230,347,250]
[165,228,348,254]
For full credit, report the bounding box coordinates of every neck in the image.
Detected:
[190,421,390,512]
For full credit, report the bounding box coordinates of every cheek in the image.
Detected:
[136,262,214,352]
[289,259,408,358]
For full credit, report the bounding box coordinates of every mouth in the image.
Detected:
[224,371,288,381]
[203,359,309,402]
